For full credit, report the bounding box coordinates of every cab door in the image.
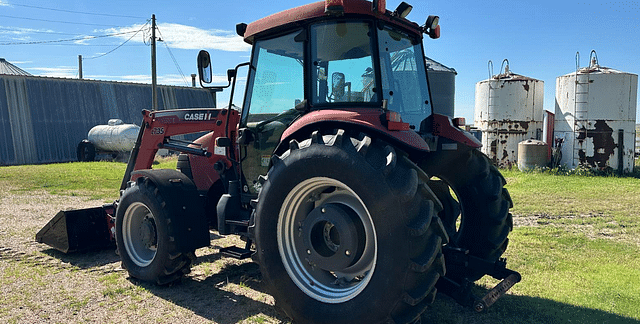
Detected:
[239,30,305,195]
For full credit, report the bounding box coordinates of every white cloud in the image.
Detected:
[73,35,92,45]
[0,26,56,35]
[84,73,238,87]
[30,66,77,78]
[8,60,32,64]
[0,1,10,6]
[103,23,250,52]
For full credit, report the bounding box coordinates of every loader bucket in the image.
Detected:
[36,206,115,253]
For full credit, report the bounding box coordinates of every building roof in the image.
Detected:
[0,58,32,76]
[425,56,457,74]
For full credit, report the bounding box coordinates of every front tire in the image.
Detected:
[254,129,448,324]
[116,177,195,285]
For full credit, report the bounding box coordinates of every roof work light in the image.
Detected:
[424,15,440,39]
[393,2,413,18]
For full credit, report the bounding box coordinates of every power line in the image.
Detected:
[0,30,138,46]
[0,26,81,36]
[34,43,147,47]
[10,3,146,19]
[83,20,150,60]
[0,14,123,27]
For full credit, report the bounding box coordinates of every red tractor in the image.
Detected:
[38,0,518,322]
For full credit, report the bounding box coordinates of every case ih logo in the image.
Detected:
[184,112,215,121]
[154,110,220,123]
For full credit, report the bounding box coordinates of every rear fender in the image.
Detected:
[276,109,430,155]
[130,169,210,252]
[425,114,481,148]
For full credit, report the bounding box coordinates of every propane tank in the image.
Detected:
[87,119,140,152]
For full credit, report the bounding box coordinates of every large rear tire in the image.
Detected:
[429,149,513,281]
[254,129,448,324]
[116,177,195,285]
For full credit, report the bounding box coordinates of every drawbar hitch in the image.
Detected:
[437,246,521,312]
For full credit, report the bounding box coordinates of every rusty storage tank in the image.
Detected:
[474,60,544,167]
[517,139,550,171]
[426,57,457,118]
[554,51,638,173]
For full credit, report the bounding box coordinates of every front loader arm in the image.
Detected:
[120,108,240,190]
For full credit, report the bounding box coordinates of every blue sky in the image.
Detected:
[1,0,639,122]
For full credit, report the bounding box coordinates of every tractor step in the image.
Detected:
[220,245,253,259]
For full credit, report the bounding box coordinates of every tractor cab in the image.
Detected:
[199,0,441,192]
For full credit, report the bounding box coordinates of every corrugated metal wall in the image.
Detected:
[0,75,216,165]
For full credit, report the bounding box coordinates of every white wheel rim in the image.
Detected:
[277,177,377,303]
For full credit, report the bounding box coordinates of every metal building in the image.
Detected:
[0,58,32,76]
[554,52,638,173]
[474,61,544,167]
[426,57,457,118]
[0,73,216,166]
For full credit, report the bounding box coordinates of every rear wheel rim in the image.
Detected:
[122,202,158,267]
[278,177,377,303]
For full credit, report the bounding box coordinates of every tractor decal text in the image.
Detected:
[184,113,214,121]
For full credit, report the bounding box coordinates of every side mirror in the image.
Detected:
[197,50,213,84]
[331,72,346,99]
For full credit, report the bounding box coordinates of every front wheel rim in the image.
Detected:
[277,177,377,303]
[122,202,158,267]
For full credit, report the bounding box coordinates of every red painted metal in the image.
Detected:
[131,108,240,191]
[431,114,482,148]
[374,0,386,14]
[281,109,430,152]
[544,110,555,160]
[243,0,422,43]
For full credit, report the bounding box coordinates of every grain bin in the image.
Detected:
[474,60,544,167]
[426,57,457,118]
[554,51,638,173]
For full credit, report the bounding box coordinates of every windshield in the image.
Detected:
[242,30,304,125]
[310,21,378,105]
[378,26,432,129]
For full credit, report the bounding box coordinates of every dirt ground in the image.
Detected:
[0,186,536,324]
[0,187,286,324]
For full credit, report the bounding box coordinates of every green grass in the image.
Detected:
[501,168,640,218]
[504,227,639,318]
[2,159,640,322]
[0,156,179,200]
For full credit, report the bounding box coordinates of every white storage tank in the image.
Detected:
[474,60,544,167]
[87,119,140,152]
[554,51,638,173]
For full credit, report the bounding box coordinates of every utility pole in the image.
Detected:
[78,55,83,79]
[151,14,158,111]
